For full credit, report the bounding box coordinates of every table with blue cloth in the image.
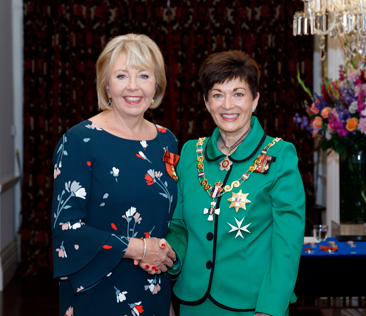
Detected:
[294,237,366,297]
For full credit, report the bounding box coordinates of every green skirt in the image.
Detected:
[179,299,289,316]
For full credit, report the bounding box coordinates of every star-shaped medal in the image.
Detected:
[227,190,251,212]
[204,201,220,221]
[227,217,251,239]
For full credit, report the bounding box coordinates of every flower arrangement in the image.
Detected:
[295,63,366,223]
[295,65,366,155]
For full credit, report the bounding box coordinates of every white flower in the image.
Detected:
[325,129,332,140]
[65,181,87,199]
[140,140,148,149]
[112,167,119,176]
[147,169,155,179]
[349,101,358,114]
[362,108,366,116]
[126,207,137,217]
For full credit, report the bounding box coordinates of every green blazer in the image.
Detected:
[166,117,305,316]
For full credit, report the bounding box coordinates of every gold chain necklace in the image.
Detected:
[196,136,281,221]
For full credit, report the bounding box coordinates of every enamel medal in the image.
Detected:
[219,157,233,171]
[203,182,223,221]
[204,201,220,221]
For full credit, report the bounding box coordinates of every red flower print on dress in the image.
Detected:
[129,302,144,315]
[145,172,154,185]
[87,161,92,166]
[136,151,152,163]
[103,245,112,249]
[111,223,117,230]
[156,124,166,133]
[144,169,173,213]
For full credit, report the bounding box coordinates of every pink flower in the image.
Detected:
[65,306,73,316]
[133,212,142,224]
[309,103,320,114]
[56,248,66,258]
[358,101,366,114]
[154,171,163,178]
[347,69,361,82]
[357,117,366,135]
[330,108,339,121]
[54,167,61,179]
[60,222,69,230]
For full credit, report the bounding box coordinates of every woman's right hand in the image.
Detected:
[135,238,175,274]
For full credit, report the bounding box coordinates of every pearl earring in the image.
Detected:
[151,99,155,104]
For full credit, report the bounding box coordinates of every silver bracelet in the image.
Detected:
[140,238,147,261]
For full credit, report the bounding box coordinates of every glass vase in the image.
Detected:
[339,150,366,223]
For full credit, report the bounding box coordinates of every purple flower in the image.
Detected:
[301,116,309,129]
[293,113,302,124]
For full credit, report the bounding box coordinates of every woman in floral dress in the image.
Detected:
[51,34,178,316]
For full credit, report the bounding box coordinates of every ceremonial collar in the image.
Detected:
[204,116,266,163]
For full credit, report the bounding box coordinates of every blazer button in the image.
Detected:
[206,261,213,269]
[206,232,213,241]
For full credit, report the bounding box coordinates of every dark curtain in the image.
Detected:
[21,0,314,274]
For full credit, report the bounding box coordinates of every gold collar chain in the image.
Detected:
[196,136,282,198]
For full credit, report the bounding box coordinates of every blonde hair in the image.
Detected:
[96,34,166,110]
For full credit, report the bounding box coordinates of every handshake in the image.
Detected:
[126,237,176,275]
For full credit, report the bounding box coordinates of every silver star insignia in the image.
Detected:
[227,217,251,239]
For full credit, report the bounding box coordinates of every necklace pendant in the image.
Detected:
[204,201,220,221]
[210,181,223,198]
[219,157,232,171]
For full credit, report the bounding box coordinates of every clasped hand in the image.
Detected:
[134,238,175,275]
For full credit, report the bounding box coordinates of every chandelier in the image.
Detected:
[293,0,366,65]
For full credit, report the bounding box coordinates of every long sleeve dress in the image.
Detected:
[166,116,305,316]
[51,120,178,316]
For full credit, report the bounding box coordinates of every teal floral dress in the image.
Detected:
[51,120,178,316]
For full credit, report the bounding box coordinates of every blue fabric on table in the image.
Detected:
[302,237,366,258]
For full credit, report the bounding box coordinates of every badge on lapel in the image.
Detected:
[163,150,180,181]
[253,152,276,174]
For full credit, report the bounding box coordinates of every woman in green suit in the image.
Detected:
[165,51,305,316]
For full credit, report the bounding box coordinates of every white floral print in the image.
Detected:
[85,122,103,131]
[54,135,67,179]
[110,167,119,182]
[53,181,87,228]
[114,286,128,303]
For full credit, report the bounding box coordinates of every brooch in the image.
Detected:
[163,150,180,181]
[253,153,275,174]
[227,217,251,239]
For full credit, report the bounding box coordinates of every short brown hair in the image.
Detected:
[199,51,260,100]
[96,34,166,111]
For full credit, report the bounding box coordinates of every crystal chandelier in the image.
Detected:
[293,0,366,65]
